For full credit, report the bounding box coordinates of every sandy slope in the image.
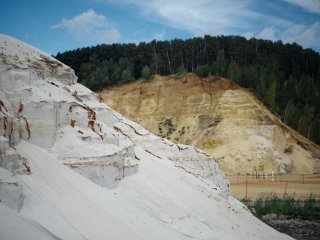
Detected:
[101,74,320,175]
[0,203,60,240]
[0,34,292,239]
[12,140,291,240]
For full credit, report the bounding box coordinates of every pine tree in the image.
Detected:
[141,65,151,81]
[265,81,277,110]
[214,49,227,77]
[298,105,315,137]
[283,99,295,125]
[228,62,241,84]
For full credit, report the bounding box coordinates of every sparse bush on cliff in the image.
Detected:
[195,65,213,77]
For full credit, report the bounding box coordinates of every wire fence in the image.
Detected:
[227,174,320,200]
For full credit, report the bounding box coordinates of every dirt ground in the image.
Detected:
[260,214,320,240]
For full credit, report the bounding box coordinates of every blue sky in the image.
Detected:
[1,0,320,54]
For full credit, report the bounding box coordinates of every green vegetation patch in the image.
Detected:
[247,195,320,219]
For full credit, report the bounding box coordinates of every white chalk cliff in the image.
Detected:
[0,34,292,240]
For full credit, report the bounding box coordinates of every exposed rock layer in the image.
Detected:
[101,74,320,175]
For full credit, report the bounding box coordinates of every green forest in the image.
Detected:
[55,35,320,144]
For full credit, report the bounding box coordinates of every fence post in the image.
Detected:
[302,174,304,184]
[283,181,288,198]
[245,179,248,199]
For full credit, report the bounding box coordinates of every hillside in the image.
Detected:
[56,35,320,145]
[0,35,294,239]
[101,74,320,175]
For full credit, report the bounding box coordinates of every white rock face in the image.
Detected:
[0,34,292,240]
[0,167,23,211]
[0,35,76,84]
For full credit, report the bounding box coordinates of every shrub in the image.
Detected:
[253,198,266,215]
[250,194,319,219]
[301,194,317,219]
[141,65,151,81]
[195,65,213,78]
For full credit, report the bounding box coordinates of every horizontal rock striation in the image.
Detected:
[102,74,320,175]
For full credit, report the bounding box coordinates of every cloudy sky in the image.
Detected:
[1,0,320,54]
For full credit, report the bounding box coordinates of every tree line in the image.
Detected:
[55,35,320,144]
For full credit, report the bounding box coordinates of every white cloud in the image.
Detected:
[281,22,320,47]
[242,31,254,39]
[154,29,166,40]
[98,28,121,42]
[283,0,320,14]
[107,0,259,35]
[52,9,120,43]
[103,0,320,50]
[257,26,277,41]
[245,22,320,48]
